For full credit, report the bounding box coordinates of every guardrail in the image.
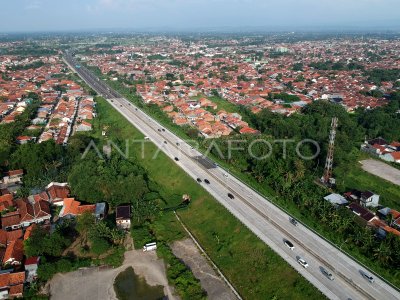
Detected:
[65,55,400,294]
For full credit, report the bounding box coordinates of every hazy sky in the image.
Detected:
[1,0,400,32]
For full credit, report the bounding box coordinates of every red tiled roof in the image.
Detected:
[61,198,95,217]
[23,224,37,240]
[1,212,21,228]
[0,194,13,212]
[389,152,400,160]
[3,239,24,265]
[25,256,40,266]
[47,183,70,200]
[6,229,22,243]
[0,230,7,246]
[0,272,25,289]
[9,284,24,296]
[7,170,23,177]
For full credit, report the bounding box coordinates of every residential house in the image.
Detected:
[348,203,378,226]
[1,199,51,230]
[76,121,92,132]
[46,182,70,206]
[323,193,349,207]
[359,191,380,208]
[2,239,24,266]
[116,205,131,230]
[344,190,380,208]
[0,194,13,213]
[1,170,23,186]
[0,271,25,299]
[25,256,40,283]
[59,198,106,220]
[381,152,400,163]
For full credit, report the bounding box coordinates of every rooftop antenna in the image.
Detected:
[321,117,338,186]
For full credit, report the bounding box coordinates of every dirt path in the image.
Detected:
[48,237,178,300]
[171,238,238,300]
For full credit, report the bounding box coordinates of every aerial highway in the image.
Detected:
[63,51,400,300]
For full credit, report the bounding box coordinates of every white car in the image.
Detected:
[284,240,295,250]
[297,257,309,268]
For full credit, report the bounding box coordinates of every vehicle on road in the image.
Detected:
[162,128,165,132]
[144,136,149,140]
[290,218,298,226]
[164,141,167,144]
[284,240,295,250]
[204,179,210,184]
[360,270,375,283]
[174,157,179,161]
[228,193,235,199]
[176,142,180,146]
[143,242,157,252]
[158,129,161,132]
[297,257,309,268]
[196,178,202,183]
[223,173,228,177]
[321,267,334,280]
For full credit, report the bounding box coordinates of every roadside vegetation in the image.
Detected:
[94,64,400,288]
[90,97,325,299]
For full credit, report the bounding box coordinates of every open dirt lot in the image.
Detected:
[171,238,237,300]
[47,244,177,300]
[360,159,400,186]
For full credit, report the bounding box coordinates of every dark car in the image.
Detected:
[174,157,179,161]
[176,142,180,146]
[196,178,202,183]
[162,128,165,132]
[228,193,234,199]
[164,141,167,144]
[360,270,374,283]
[290,218,298,226]
[204,179,210,184]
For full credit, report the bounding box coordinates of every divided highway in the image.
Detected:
[63,52,400,300]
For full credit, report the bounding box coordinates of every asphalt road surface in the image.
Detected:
[63,52,400,300]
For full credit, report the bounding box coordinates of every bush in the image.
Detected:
[157,243,206,300]
[90,237,110,255]
[131,223,155,249]
[103,246,125,267]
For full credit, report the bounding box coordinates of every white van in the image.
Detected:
[143,242,157,252]
[144,136,150,140]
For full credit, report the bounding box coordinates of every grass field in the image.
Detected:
[336,160,400,210]
[87,97,324,299]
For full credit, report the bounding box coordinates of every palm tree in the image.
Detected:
[352,229,364,247]
[373,242,393,266]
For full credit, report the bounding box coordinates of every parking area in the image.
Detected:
[360,159,400,186]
